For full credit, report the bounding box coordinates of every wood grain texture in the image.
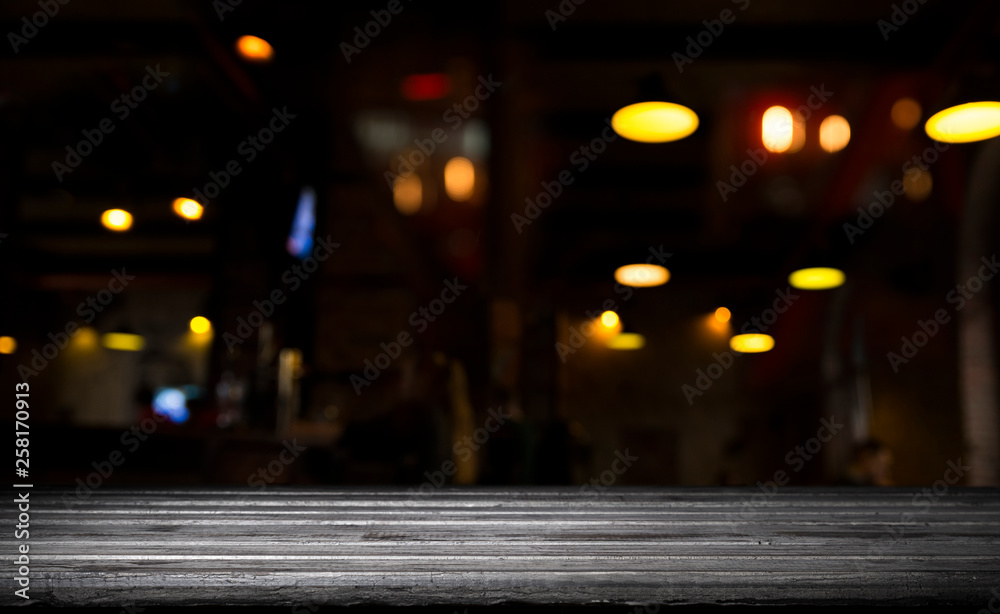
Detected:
[2,487,998,607]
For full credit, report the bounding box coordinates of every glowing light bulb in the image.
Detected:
[101,209,133,231]
[762,106,793,153]
[189,316,212,334]
[173,198,203,220]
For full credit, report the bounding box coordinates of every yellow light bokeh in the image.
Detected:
[762,106,793,153]
[614,264,670,288]
[591,312,622,339]
[189,316,212,334]
[236,35,274,62]
[903,168,932,201]
[600,311,620,328]
[72,327,99,351]
[444,157,475,202]
[788,112,806,153]
[715,307,731,323]
[606,332,645,350]
[100,333,145,352]
[819,115,850,153]
[730,333,774,353]
[788,267,846,290]
[611,101,699,143]
[101,209,133,231]
[173,198,203,220]
[393,174,422,215]
[925,101,1000,143]
[0,336,16,354]
[891,97,921,130]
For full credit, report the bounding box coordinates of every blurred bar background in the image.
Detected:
[1,0,998,490]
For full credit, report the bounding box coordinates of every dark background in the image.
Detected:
[1,0,998,490]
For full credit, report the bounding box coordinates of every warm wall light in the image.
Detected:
[100,332,145,351]
[607,333,645,350]
[730,333,774,353]
[189,316,212,334]
[236,35,273,62]
[789,267,845,290]
[891,98,921,130]
[592,311,622,339]
[819,115,850,153]
[444,157,475,201]
[925,101,1000,143]
[101,209,132,231]
[72,327,99,351]
[788,112,806,153]
[393,174,422,215]
[715,307,731,323]
[173,198,203,220]
[614,264,670,288]
[762,106,793,153]
[903,168,932,201]
[0,336,16,354]
[611,101,699,143]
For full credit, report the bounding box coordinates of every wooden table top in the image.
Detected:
[3,486,998,607]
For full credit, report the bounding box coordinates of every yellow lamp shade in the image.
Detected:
[729,333,774,353]
[611,101,699,143]
[789,267,845,290]
[607,332,645,350]
[925,101,1000,143]
[614,264,670,288]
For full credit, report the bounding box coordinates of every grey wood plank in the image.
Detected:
[2,487,998,607]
